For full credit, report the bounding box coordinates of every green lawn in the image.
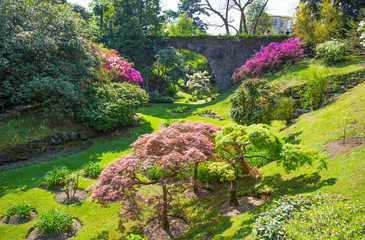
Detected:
[0,58,364,239]
[267,56,364,88]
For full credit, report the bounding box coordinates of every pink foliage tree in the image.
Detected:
[233,37,305,81]
[90,121,220,230]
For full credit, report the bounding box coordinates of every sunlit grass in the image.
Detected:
[0,58,364,239]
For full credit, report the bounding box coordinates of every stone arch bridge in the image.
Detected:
[161,36,287,92]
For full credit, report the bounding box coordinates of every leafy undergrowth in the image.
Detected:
[0,63,364,239]
[266,56,364,88]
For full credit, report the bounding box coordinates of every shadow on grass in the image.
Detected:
[138,84,239,120]
[283,131,303,145]
[177,171,336,239]
[258,172,337,197]
[0,118,153,198]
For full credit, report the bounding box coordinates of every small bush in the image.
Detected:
[165,85,178,98]
[82,161,103,178]
[253,193,346,240]
[233,37,305,81]
[76,82,149,131]
[172,106,188,113]
[4,203,34,219]
[230,79,279,125]
[197,162,223,183]
[275,97,296,125]
[164,119,182,127]
[284,200,365,239]
[186,71,212,99]
[62,171,81,200]
[316,40,348,64]
[125,234,148,240]
[188,96,198,102]
[299,70,336,110]
[44,166,69,188]
[155,95,174,103]
[36,209,75,234]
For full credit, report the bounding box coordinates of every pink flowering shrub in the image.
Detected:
[233,37,305,81]
[93,45,143,85]
[90,121,220,229]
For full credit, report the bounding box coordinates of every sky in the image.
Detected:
[68,0,300,34]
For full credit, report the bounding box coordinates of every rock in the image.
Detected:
[70,132,78,141]
[0,151,16,165]
[78,133,88,141]
[131,115,140,127]
[27,139,44,149]
[0,113,11,121]
[50,134,62,146]
[62,132,70,143]
[25,149,41,159]
[5,109,20,118]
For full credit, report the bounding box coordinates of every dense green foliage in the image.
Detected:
[44,166,69,188]
[275,97,296,125]
[299,70,336,110]
[4,203,34,219]
[0,0,98,113]
[166,12,200,36]
[151,46,186,92]
[246,0,273,34]
[82,161,103,178]
[104,0,163,79]
[316,40,348,64]
[230,79,278,125]
[284,200,365,239]
[253,193,347,239]
[293,0,343,47]
[76,82,148,131]
[36,209,75,234]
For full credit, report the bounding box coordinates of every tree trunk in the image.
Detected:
[161,185,170,230]
[229,180,239,206]
[193,162,199,194]
[100,8,104,33]
[252,0,268,34]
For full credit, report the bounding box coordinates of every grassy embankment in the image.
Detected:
[0,57,364,239]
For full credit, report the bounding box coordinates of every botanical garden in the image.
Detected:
[0,0,364,239]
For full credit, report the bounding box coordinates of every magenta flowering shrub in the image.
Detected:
[89,121,220,229]
[233,37,305,81]
[94,46,143,85]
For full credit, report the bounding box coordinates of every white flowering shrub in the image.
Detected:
[358,21,365,47]
[186,71,212,99]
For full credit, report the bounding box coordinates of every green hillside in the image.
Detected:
[0,59,364,239]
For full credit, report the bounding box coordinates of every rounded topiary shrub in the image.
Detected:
[76,82,149,131]
[315,40,348,64]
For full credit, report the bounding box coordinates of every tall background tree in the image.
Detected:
[102,0,163,86]
[246,0,272,34]
[293,0,343,48]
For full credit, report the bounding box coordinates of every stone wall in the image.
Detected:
[0,132,93,165]
[164,36,288,92]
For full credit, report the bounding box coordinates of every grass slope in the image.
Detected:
[267,56,364,88]
[0,60,364,239]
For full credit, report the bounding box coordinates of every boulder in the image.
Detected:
[70,132,78,141]
[50,134,62,146]
[0,151,16,165]
[62,132,70,143]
